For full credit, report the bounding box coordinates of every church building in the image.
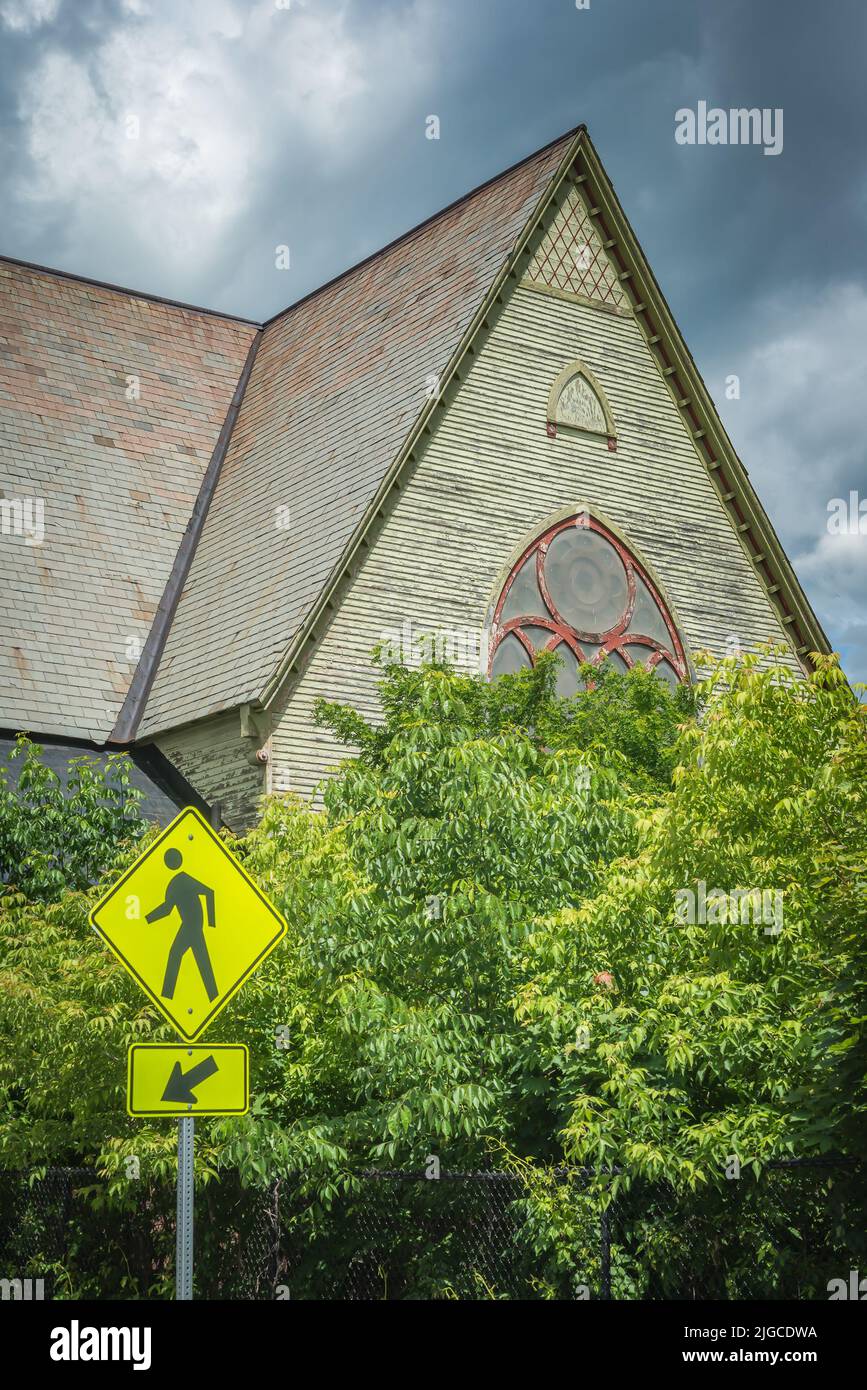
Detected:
[0,126,829,829]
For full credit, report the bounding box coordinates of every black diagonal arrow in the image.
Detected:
[162,1054,219,1105]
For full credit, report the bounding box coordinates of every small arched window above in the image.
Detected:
[489,513,687,697]
[546,361,616,446]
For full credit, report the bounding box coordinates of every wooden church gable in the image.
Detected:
[258,136,831,800]
[254,127,828,734]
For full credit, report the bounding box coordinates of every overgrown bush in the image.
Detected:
[0,649,864,1296]
[0,735,147,900]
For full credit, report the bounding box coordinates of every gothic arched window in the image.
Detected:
[546,361,616,444]
[489,514,687,697]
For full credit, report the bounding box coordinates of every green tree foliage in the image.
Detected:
[528,650,867,1179]
[1,649,862,1212]
[0,736,147,900]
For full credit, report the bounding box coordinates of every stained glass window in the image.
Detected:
[489,515,687,688]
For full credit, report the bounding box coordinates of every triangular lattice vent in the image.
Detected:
[525,183,629,310]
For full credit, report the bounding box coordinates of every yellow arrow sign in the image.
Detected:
[127,1044,249,1117]
[90,807,287,1040]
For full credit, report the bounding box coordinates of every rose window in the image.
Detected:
[489,515,687,696]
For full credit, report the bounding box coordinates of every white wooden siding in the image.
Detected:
[270,279,798,801]
[154,711,264,832]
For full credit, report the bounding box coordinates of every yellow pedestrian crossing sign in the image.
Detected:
[89,807,287,1040]
[127,1044,249,1117]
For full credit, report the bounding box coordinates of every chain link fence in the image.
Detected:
[1,1159,862,1300]
[0,1167,275,1300]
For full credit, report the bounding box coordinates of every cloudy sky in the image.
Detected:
[1,0,865,680]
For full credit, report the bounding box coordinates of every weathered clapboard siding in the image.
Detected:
[270,276,799,802]
[153,712,264,832]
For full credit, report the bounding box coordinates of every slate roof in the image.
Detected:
[0,260,257,740]
[1,126,829,751]
[136,130,576,736]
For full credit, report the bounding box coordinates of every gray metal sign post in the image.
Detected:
[175,803,221,1301]
[173,800,219,1295]
[176,1115,194,1300]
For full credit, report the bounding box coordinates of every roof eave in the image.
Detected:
[576,135,831,666]
[0,254,262,328]
[256,126,590,710]
[109,330,264,744]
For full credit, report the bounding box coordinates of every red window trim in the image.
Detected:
[490,515,687,680]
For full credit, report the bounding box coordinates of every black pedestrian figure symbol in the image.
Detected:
[146,848,218,1002]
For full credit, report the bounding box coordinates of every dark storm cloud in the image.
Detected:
[1,0,864,679]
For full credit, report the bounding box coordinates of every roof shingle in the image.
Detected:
[0,262,257,740]
[137,132,575,735]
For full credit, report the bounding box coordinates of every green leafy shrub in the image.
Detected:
[0,735,147,900]
[0,649,864,1297]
